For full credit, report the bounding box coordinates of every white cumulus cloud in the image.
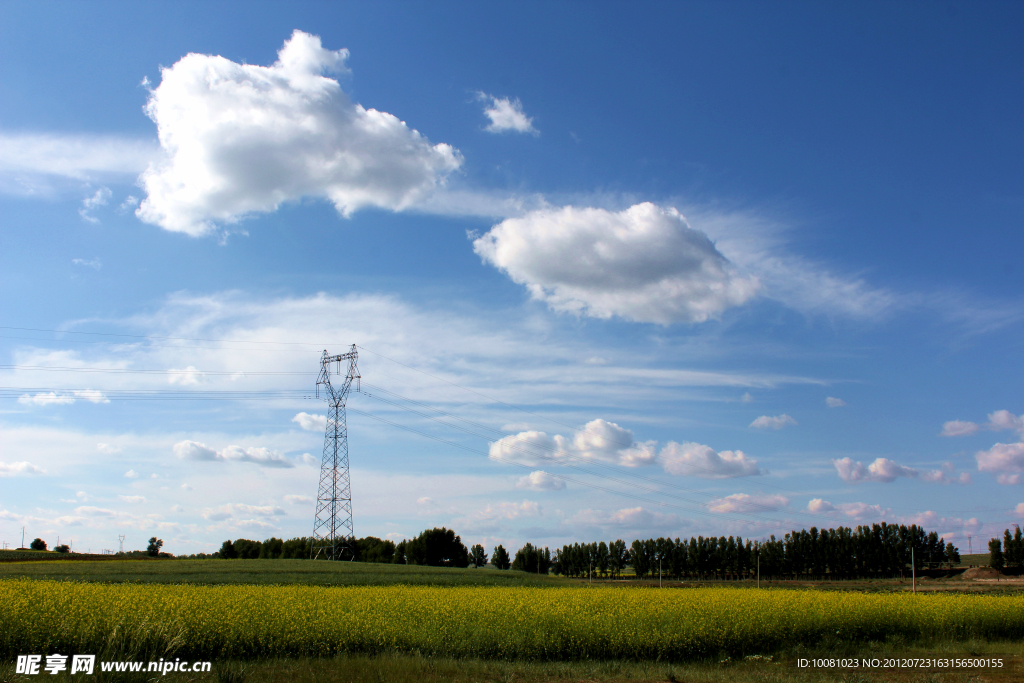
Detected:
[825,397,846,408]
[17,389,108,405]
[172,440,293,468]
[292,412,327,432]
[0,461,47,477]
[473,202,759,324]
[833,457,919,483]
[168,366,204,385]
[477,93,537,134]
[489,419,656,468]
[516,470,566,491]
[977,442,1024,478]
[136,29,461,237]
[749,414,797,430]
[659,442,761,478]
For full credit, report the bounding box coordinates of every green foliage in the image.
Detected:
[470,544,488,568]
[356,537,396,563]
[405,528,469,568]
[989,538,1005,570]
[555,523,960,579]
[54,545,70,554]
[29,538,47,551]
[491,545,511,570]
[219,540,238,559]
[259,537,284,559]
[511,543,550,574]
[233,538,262,559]
[147,537,164,557]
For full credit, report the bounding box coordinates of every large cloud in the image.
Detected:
[473,203,759,324]
[137,30,461,236]
[489,420,758,479]
[659,442,761,478]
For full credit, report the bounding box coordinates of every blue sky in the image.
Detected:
[1,2,1022,556]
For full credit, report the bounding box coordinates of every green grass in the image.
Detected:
[0,558,572,587]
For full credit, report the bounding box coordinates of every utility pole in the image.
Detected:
[312,346,360,561]
[659,557,663,588]
[968,535,973,556]
[912,547,916,594]
[118,535,125,554]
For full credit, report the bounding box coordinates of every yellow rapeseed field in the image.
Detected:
[3,579,1023,661]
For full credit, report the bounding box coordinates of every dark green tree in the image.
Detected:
[219,539,238,559]
[147,537,164,557]
[989,538,1004,570]
[259,537,284,559]
[470,544,488,568]
[29,538,47,551]
[404,527,470,567]
[393,540,407,564]
[54,544,70,553]
[491,544,511,570]
[233,538,262,559]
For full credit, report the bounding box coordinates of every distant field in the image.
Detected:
[960,553,992,566]
[0,558,573,587]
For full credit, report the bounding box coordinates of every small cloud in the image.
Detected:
[301,453,318,466]
[516,470,566,491]
[73,389,109,404]
[1015,502,1024,515]
[941,420,980,437]
[416,497,435,506]
[584,357,608,365]
[741,392,754,403]
[707,493,788,514]
[749,414,797,430]
[124,470,138,478]
[18,392,75,406]
[0,461,47,477]
[151,473,158,479]
[140,76,151,87]
[284,494,313,505]
[117,195,139,213]
[292,412,327,432]
[476,92,538,135]
[168,366,204,386]
[72,257,102,270]
[170,504,184,513]
[807,498,888,520]
[79,186,112,223]
[181,483,193,490]
[998,474,1022,485]
[825,397,846,408]
[17,389,108,405]
[119,495,146,503]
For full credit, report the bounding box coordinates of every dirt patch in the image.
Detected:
[961,566,1002,579]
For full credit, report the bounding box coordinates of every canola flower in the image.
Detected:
[3,580,1023,661]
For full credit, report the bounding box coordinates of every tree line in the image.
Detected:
[987,526,1024,570]
[553,523,959,580]
[194,522,959,579]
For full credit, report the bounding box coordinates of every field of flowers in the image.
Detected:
[3,579,1024,662]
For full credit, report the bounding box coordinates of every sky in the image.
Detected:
[0,1,1022,556]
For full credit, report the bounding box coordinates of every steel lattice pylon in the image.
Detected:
[311,345,360,560]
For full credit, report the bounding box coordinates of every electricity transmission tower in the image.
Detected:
[311,345,360,560]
